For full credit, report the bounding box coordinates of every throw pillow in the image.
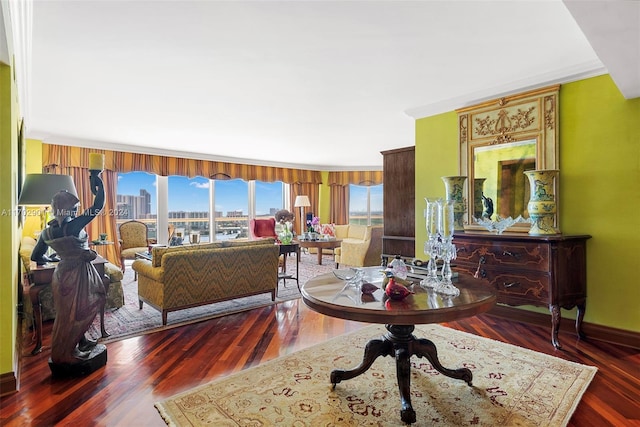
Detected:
[320,223,336,237]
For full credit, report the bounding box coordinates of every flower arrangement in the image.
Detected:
[306,216,320,233]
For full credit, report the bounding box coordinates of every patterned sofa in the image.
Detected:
[19,236,125,327]
[333,225,383,268]
[131,238,280,325]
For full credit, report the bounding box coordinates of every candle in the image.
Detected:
[425,198,438,237]
[89,153,105,171]
[440,201,454,238]
[442,212,451,238]
[429,209,437,235]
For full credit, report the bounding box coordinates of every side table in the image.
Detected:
[278,243,299,291]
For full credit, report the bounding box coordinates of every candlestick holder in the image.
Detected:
[435,199,460,297]
[420,198,441,290]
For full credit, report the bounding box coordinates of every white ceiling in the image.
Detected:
[25,0,639,170]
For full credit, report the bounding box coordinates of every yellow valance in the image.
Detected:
[42,144,323,184]
[327,171,383,186]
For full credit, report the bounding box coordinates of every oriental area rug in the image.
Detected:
[155,324,597,427]
[85,251,335,343]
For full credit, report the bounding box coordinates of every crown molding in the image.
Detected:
[27,132,383,172]
[404,60,606,120]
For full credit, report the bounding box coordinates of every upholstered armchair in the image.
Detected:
[334,225,383,268]
[249,218,277,240]
[119,220,150,272]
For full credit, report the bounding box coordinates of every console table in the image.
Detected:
[452,232,591,349]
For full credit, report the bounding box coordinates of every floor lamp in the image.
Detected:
[294,195,310,235]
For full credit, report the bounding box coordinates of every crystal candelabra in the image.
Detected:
[420,198,441,289]
[435,199,460,297]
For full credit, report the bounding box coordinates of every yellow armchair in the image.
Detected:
[118,220,150,272]
[334,225,383,268]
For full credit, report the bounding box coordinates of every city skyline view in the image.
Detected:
[117,172,383,219]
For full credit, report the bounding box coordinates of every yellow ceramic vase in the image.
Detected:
[524,169,559,235]
[441,176,467,231]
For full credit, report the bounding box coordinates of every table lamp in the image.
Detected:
[18,174,78,231]
[294,195,310,235]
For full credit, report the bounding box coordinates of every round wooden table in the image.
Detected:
[297,239,342,265]
[301,268,496,424]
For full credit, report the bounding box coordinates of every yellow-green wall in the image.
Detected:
[318,171,331,223]
[415,75,640,332]
[20,139,44,238]
[0,61,20,381]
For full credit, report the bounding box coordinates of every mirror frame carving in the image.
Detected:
[457,85,560,232]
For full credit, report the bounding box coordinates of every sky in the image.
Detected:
[117,172,382,216]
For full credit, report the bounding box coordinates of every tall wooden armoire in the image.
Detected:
[381,146,415,263]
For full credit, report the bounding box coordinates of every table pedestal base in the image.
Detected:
[330,324,473,425]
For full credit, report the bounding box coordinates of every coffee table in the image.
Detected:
[298,239,342,265]
[301,268,496,424]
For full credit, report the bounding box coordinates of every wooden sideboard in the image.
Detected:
[452,232,591,349]
[381,146,415,261]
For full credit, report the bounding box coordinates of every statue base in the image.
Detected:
[49,344,107,377]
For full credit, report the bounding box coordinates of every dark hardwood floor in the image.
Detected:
[1,298,639,426]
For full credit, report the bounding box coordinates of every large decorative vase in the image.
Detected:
[473,178,486,219]
[278,229,293,245]
[441,176,467,231]
[524,169,559,235]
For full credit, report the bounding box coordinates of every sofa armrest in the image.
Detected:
[132,259,164,282]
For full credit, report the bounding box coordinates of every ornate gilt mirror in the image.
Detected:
[457,85,560,232]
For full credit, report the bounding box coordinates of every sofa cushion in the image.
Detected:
[347,224,369,240]
[334,225,350,239]
[151,242,225,267]
[222,238,275,248]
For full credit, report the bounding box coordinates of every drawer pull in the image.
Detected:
[457,246,467,252]
[474,267,487,279]
[503,282,520,288]
[502,250,520,259]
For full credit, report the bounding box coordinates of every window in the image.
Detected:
[118,173,289,243]
[349,184,383,226]
[213,179,249,240]
[168,176,210,243]
[255,181,284,219]
[116,172,157,240]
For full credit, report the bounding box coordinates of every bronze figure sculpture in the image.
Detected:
[31,171,107,376]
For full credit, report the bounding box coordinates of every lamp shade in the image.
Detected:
[294,195,311,208]
[18,174,78,205]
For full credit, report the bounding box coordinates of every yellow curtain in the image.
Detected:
[42,144,385,237]
[44,164,120,265]
[329,185,349,225]
[43,144,322,184]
